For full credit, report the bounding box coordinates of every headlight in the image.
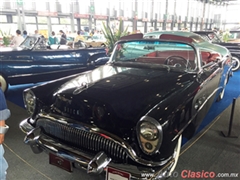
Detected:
[23,90,36,115]
[140,122,159,140]
[137,116,162,155]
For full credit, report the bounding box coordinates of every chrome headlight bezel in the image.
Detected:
[23,90,36,116]
[136,116,163,155]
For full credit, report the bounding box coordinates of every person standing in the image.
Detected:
[59,30,67,45]
[74,30,85,42]
[34,30,39,36]
[0,88,10,180]
[23,30,27,39]
[48,31,58,45]
[11,30,24,47]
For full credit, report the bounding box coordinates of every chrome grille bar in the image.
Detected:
[36,119,128,162]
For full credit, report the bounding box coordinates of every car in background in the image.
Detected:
[20,33,232,180]
[84,35,106,47]
[229,31,240,43]
[194,30,240,71]
[0,35,108,93]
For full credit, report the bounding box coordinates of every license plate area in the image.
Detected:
[106,167,131,180]
[49,153,73,172]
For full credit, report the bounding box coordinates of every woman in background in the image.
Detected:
[59,30,67,45]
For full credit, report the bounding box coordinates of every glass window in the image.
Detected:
[12,16,18,23]
[25,16,36,23]
[51,18,59,24]
[60,18,71,24]
[0,15,7,23]
[37,17,47,24]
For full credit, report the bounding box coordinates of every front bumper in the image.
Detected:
[19,118,175,180]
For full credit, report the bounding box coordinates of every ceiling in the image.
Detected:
[205,0,240,5]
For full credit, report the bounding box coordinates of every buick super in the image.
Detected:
[19,33,232,180]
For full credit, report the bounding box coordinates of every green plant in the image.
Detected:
[102,19,128,55]
[0,29,11,46]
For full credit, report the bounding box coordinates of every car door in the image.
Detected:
[30,47,91,83]
[2,50,35,85]
[191,54,223,129]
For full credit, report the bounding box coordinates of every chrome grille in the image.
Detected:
[36,119,128,162]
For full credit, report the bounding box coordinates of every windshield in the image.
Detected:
[110,40,197,71]
[19,36,38,49]
[207,33,221,43]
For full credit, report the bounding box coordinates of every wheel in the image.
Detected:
[0,74,8,93]
[217,75,228,102]
[165,56,190,69]
[231,56,240,72]
[168,135,182,177]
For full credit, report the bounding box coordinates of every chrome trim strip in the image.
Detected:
[8,67,85,79]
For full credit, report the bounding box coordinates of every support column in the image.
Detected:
[70,3,75,33]
[132,0,138,32]
[154,13,157,30]
[89,16,93,31]
[201,0,206,30]
[17,6,22,31]
[46,2,52,36]
[190,17,193,31]
[195,17,199,31]
[77,18,81,31]
[21,6,26,31]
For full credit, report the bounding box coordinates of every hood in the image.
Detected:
[52,64,195,137]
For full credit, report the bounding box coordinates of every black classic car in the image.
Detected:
[0,35,108,93]
[19,34,232,179]
[194,30,240,71]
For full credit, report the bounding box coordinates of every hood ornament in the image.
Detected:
[73,82,88,95]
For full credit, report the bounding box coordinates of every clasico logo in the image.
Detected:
[181,170,215,179]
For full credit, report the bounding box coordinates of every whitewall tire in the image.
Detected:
[232,56,240,72]
[0,75,8,93]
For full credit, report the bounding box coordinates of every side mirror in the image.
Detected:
[95,57,110,66]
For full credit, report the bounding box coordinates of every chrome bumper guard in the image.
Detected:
[20,118,175,180]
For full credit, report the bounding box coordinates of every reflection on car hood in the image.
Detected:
[52,64,195,136]
[0,47,22,52]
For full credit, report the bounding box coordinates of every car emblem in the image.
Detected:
[73,82,88,95]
